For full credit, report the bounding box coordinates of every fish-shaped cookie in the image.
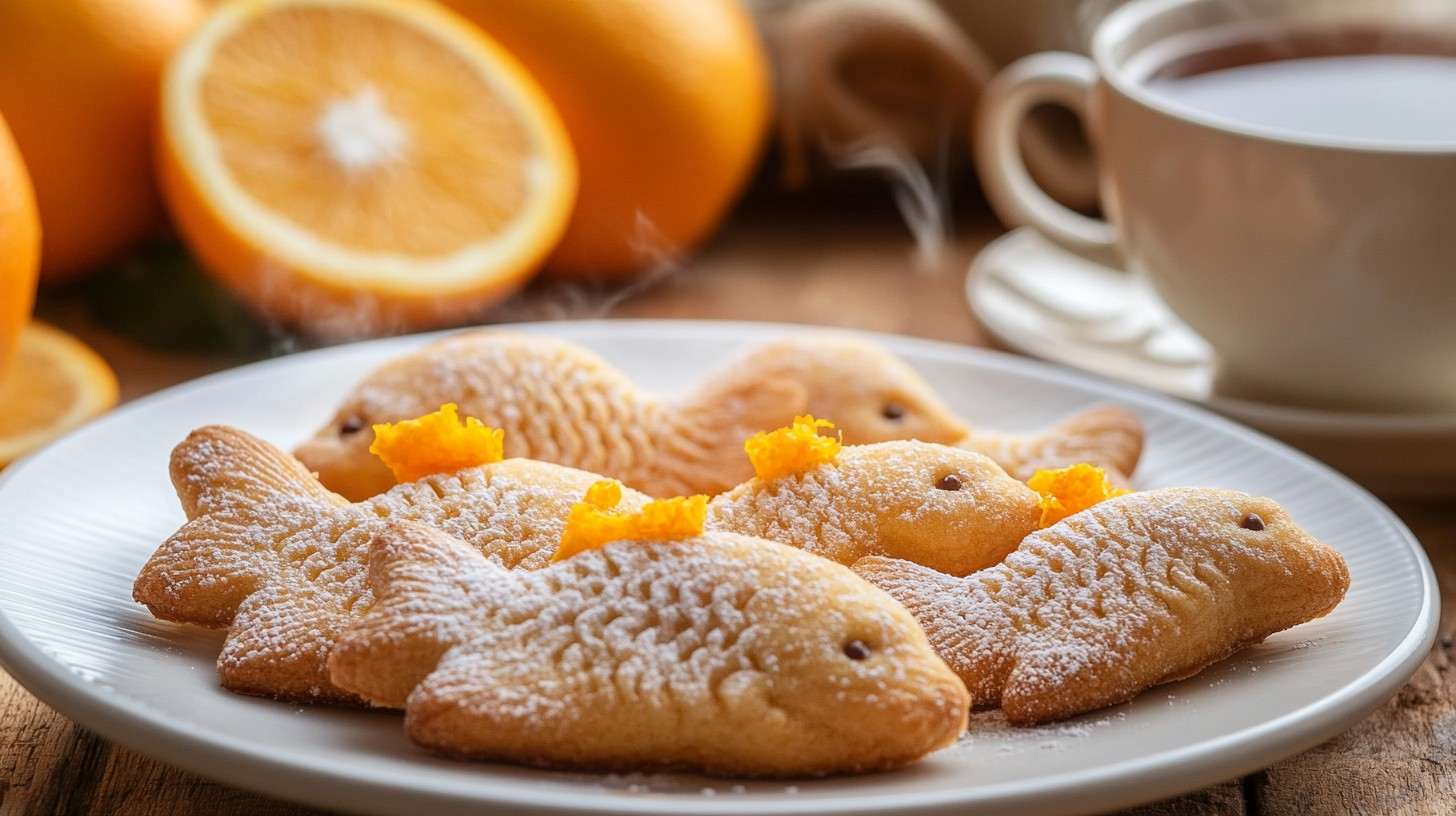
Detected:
[135,424,1037,702]
[135,425,653,702]
[710,435,1039,576]
[294,331,1145,500]
[294,331,970,500]
[328,520,970,776]
[957,404,1144,484]
[854,488,1350,724]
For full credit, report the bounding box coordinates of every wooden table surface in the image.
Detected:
[5,198,1452,815]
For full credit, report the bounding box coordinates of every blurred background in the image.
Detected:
[3,0,1455,485]
[0,0,1125,470]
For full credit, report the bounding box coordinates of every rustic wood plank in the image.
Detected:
[1254,501,1456,816]
[84,738,326,816]
[1114,782,1246,816]
[0,673,325,816]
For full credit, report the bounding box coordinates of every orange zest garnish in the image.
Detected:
[1028,463,1131,528]
[369,403,504,483]
[553,479,707,562]
[743,415,841,480]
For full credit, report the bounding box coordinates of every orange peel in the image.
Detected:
[369,403,504,483]
[553,479,707,562]
[1027,463,1131,528]
[744,415,841,481]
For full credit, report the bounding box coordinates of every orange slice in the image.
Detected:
[0,323,119,467]
[158,0,577,336]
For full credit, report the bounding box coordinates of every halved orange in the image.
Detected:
[158,0,577,337]
[0,323,119,467]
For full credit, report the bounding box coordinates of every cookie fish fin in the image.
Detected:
[133,510,268,626]
[218,586,363,704]
[656,374,808,494]
[853,556,1014,707]
[999,646,1135,725]
[853,556,962,616]
[1042,405,1144,481]
[959,405,1145,484]
[330,521,502,708]
[170,425,345,518]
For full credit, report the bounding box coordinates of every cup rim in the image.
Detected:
[1092,0,1456,155]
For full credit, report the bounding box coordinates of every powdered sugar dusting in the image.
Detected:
[141,428,1040,703]
[709,464,874,564]
[334,526,968,774]
[136,439,653,700]
[942,709,1127,757]
[295,331,979,500]
[957,405,1144,483]
[708,441,1039,574]
[858,487,1350,724]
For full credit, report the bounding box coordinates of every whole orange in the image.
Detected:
[0,0,203,282]
[0,114,40,374]
[441,0,771,281]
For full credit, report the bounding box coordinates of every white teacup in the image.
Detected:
[974,0,1456,413]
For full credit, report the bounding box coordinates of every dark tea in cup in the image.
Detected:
[1135,26,1456,144]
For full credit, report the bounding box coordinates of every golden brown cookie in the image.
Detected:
[136,425,1033,702]
[293,331,970,500]
[133,425,653,703]
[328,520,969,776]
[854,488,1349,724]
[958,405,1145,484]
[708,440,1039,575]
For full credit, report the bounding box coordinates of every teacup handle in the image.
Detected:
[974,52,1118,254]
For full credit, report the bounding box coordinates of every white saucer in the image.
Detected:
[967,228,1456,495]
[0,320,1437,815]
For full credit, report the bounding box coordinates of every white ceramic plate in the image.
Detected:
[0,320,1436,816]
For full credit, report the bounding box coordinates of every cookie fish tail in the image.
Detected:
[134,427,339,627]
[959,405,1145,483]
[133,510,267,626]
[170,425,344,518]
[329,521,498,708]
[1042,405,1144,480]
[218,585,364,705]
[649,371,809,495]
[853,556,1012,707]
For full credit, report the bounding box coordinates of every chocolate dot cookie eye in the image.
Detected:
[881,402,905,421]
[843,639,872,660]
[339,416,365,436]
[1240,513,1266,531]
[934,473,963,491]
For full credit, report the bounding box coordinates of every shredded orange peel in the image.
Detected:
[744,415,842,480]
[553,479,708,562]
[369,403,505,483]
[1027,463,1131,528]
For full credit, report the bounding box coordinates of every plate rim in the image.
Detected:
[0,318,1439,816]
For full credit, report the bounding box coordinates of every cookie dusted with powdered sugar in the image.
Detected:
[957,405,1145,484]
[134,425,656,703]
[708,438,1039,576]
[294,331,970,500]
[328,521,969,776]
[135,423,1037,703]
[855,488,1349,724]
